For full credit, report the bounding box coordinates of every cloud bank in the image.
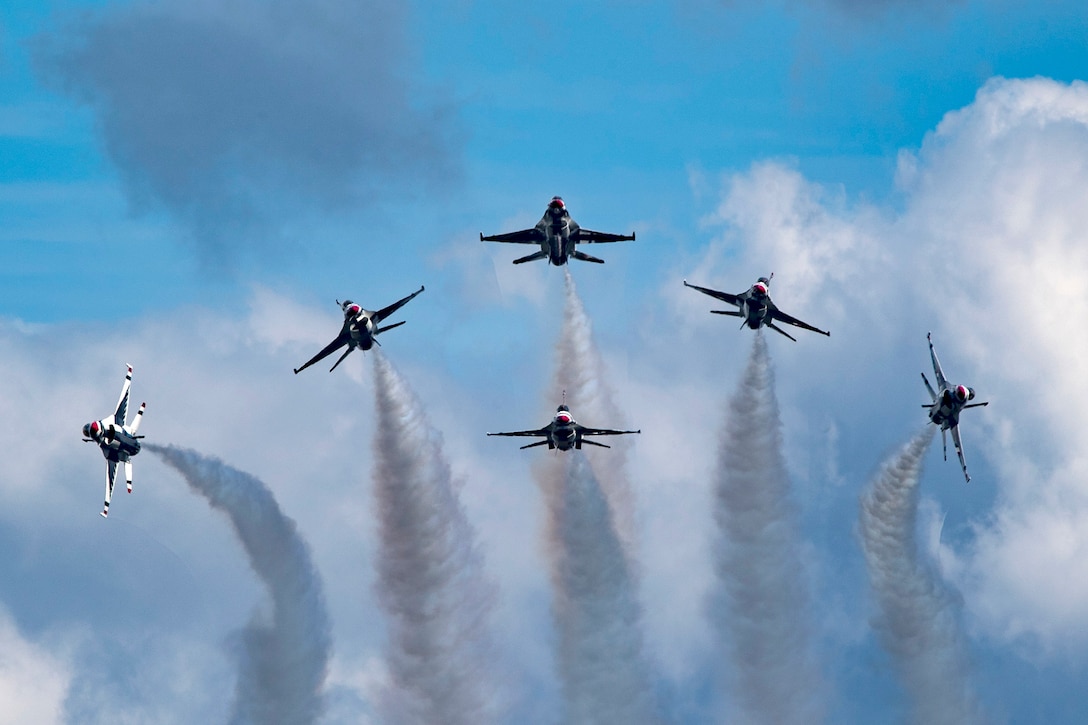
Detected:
[697,76,1088,655]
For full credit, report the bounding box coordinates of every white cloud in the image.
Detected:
[693,77,1088,656]
[0,609,69,725]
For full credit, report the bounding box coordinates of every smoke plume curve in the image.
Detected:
[146,443,330,725]
[858,428,983,725]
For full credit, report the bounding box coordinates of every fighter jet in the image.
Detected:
[922,332,989,483]
[487,403,640,450]
[293,286,424,374]
[683,274,830,340]
[480,196,635,265]
[82,364,146,518]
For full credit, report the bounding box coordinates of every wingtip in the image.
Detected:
[292,368,301,375]
[479,232,484,241]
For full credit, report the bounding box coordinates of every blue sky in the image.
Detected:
[4,1,1088,722]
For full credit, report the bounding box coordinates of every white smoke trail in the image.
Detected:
[146,444,330,725]
[709,333,824,724]
[553,268,637,555]
[370,352,498,725]
[531,270,660,724]
[539,452,661,725]
[858,428,984,725]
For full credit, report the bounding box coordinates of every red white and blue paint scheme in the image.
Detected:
[293,285,425,374]
[487,402,640,451]
[922,332,989,483]
[480,196,636,265]
[82,364,146,518]
[683,273,831,341]
[683,272,826,339]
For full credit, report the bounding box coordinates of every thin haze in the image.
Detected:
[859,429,984,725]
[146,443,331,725]
[35,0,459,266]
[708,334,824,723]
[370,352,498,725]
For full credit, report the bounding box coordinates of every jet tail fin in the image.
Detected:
[513,251,548,265]
[129,403,147,435]
[921,372,938,401]
[570,250,605,264]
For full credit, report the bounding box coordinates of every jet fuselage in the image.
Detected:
[347,311,378,351]
[928,386,973,430]
[536,205,576,266]
[83,420,141,462]
[742,295,772,329]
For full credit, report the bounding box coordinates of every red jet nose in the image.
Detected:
[348,305,361,315]
[557,414,572,424]
[90,421,100,435]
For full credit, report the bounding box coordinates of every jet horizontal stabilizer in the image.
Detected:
[512,251,549,264]
[579,438,612,449]
[767,322,798,342]
[329,347,354,372]
[519,439,551,450]
[375,320,407,335]
[570,250,605,264]
[710,310,744,317]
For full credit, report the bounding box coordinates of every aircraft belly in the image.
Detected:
[349,330,373,350]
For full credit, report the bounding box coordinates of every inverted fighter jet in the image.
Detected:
[683,274,830,340]
[293,286,424,374]
[82,364,146,518]
[922,332,989,483]
[480,196,635,265]
[487,403,640,450]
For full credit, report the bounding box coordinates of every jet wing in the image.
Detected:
[950,424,972,483]
[683,280,742,307]
[927,332,949,390]
[102,460,118,517]
[577,425,641,437]
[373,285,425,325]
[769,306,830,337]
[486,426,551,438]
[293,329,351,375]
[576,229,636,244]
[114,365,133,425]
[480,228,545,244]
